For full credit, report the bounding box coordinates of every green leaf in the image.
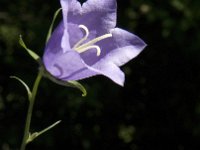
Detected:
[10,76,32,100]
[48,76,87,97]
[67,81,87,97]
[46,8,62,43]
[27,120,61,144]
[19,35,40,61]
[40,63,87,97]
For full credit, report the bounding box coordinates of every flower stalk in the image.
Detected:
[20,70,43,150]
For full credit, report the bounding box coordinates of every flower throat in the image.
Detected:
[73,25,112,56]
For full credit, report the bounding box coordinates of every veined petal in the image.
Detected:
[81,28,146,86]
[43,21,65,68]
[56,52,125,86]
[82,0,117,10]
[66,0,117,34]
[48,51,100,81]
[66,23,96,49]
[80,28,146,66]
[61,28,71,53]
[68,0,82,15]
[60,0,82,27]
[82,0,117,33]
[101,28,147,66]
[93,61,125,86]
[44,27,101,82]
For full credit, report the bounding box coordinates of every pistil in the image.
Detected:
[73,24,112,56]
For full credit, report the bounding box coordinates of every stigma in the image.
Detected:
[73,25,112,56]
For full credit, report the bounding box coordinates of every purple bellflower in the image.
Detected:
[43,0,146,86]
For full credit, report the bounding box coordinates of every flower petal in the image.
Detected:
[46,51,98,79]
[100,28,147,66]
[81,28,146,86]
[60,0,81,52]
[93,61,125,86]
[66,23,83,48]
[82,0,117,33]
[60,0,82,27]
[65,0,117,34]
[43,26,100,82]
[44,51,98,81]
[81,28,146,66]
[57,51,125,86]
[43,21,65,69]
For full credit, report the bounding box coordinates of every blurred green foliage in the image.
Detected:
[1,0,200,150]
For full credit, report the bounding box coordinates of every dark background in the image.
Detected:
[1,0,200,150]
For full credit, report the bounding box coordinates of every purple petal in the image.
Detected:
[43,21,100,80]
[60,0,82,27]
[65,0,117,34]
[93,60,125,86]
[43,21,65,69]
[66,23,83,48]
[82,0,117,29]
[81,28,146,66]
[66,23,97,49]
[45,51,100,80]
[81,28,146,85]
[99,28,147,66]
[58,52,125,86]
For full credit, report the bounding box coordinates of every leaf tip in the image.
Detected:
[82,90,87,97]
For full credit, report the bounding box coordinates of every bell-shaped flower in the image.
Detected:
[43,0,146,86]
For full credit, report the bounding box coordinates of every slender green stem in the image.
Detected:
[20,70,43,150]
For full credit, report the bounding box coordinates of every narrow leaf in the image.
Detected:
[68,81,87,97]
[19,35,40,61]
[10,76,32,100]
[49,76,87,97]
[46,8,62,43]
[27,120,61,144]
[40,66,87,96]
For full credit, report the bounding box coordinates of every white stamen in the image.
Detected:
[76,45,101,56]
[73,25,89,49]
[73,24,112,56]
[76,33,112,50]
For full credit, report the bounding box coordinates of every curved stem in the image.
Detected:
[20,70,43,150]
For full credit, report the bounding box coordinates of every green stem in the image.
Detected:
[20,70,43,150]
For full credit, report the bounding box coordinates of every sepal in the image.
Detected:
[40,66,87,97]
[46,8,62,43]
[19,35,40,61]
[26,120,61,144]
[10,76,32,101]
